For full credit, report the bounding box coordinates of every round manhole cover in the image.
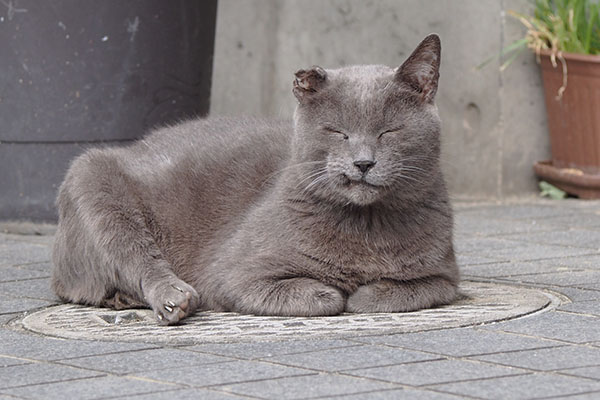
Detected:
[17,281,559,344]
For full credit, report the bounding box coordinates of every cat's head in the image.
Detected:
[291,34,442,206]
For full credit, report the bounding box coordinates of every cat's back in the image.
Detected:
[125,116,291,171]
[114,116,291,192]
[117,117,292,266]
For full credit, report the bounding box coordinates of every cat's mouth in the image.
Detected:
[343,175,380,189]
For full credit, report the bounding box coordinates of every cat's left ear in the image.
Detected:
[293,66,327,102]
[395,34,441,104]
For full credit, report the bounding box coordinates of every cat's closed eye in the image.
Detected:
[378,126,404,139]
[323,127,349,140]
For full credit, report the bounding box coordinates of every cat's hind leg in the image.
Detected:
[52,150,199,324]
[345,275,458,313]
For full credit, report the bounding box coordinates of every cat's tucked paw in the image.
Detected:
[346,285,380,313]
[146,280,200,325]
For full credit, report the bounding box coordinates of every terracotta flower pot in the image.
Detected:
[534,50,600,198]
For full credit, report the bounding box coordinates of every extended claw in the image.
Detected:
[166,301,176,308]
[171,284,184,292]
[164,305,173,313]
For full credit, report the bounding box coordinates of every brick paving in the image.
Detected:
[1,199,600,399]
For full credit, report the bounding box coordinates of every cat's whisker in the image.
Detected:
[262,161,324,185]
[390,174,422,185]
[294,168,328,191]
[292,172,329,204]
[303,173,329,193]
[398,166,429,176]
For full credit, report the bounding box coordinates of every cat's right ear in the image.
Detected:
[293,66,327,102]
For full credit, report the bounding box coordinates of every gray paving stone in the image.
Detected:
[0,223,56,238]
[543,213,600,230]
[0,314,19,325]
[560,365,600,380]
[0,329,154,361]
[353,328,562,357]
[0,295,54,315]
[456,237,522,254]
[126,389,248,399]
[134,360,313,387]
[0,362,102,389]
[543,392,600,400]
[0,355,30,368]
[461,261,582,279]
[454,215,552,238]
[344,359,526,386]
[0,395,28,400]
[580,283,600,291]
[552,287,600,302]
[471,345,600,371]
[3,376,178,400]
[499,229,600,250]
[0,264,51,282]
[500,270,600,288]
[467,243,594,263]
[58,348,233,375]
[455,254,501,267]
[184,339,358,360]
[263,344,438,372]
[456,204,573,220]
[322,388,466,399]
[485,311,600,344]
[462,255,600,278]
[0,278,59,302]
[221,373,398,400]
[558,301,600,317]
[0,242,51,266]
[431,373,600,399]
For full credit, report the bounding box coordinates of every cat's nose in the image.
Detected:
[353,160,376,174]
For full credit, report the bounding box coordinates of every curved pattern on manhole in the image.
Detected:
[18,282,559,344]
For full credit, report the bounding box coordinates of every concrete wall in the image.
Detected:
[210,0,550,199]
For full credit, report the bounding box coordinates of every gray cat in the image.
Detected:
[52,34,459,325]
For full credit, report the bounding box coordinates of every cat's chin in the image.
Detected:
[340,178,382,206]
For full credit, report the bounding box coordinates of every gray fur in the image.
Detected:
[52,34,459,324]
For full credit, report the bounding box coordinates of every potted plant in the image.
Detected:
[503,0,600,198]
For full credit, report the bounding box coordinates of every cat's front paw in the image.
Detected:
[145,279,200,325]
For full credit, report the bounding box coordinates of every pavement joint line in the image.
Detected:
[196,371,321,390]
[478,327,600,347]
[458,252,600,264]
[202,387,267,400]
[555,309,600,318]
[96,387,196,400]
[354,370,534,390]
[119,374,187,388]
[465,278,597,301]
[553,368,600,382]
[48,345,167,362]
[177,341,365,361]
[328,370,507,398]
[51,358,242,377]
[463,269,591,279]
[1,372,108,391]
[346,339,568,359]
[207,371,405,397]
[538,391,600,400]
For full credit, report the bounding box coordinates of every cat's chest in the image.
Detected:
[296,230,415,290]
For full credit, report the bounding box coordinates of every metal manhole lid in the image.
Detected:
[16,281,559,344]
